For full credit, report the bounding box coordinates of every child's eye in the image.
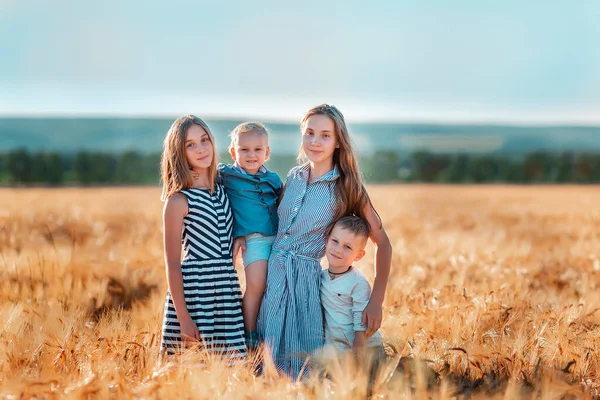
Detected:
[305,131,314,136]
[345,245,352,250]
[187,143,194,148]
[201,138,208,143]
[331,239,338,243]
[323,134,329,138]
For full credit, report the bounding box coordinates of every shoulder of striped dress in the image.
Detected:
[215,183,228,197]
[176,189,192,200]
[287,163,309,180]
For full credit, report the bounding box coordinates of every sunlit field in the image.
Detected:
[1,185,599,399]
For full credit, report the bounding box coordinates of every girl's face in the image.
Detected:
[302,114,339,167]
[185,124,214,170]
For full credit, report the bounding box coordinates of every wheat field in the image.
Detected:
[1,185,599,399]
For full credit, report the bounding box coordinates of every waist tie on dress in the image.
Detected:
[272,248,321,305]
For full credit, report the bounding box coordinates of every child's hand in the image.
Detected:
[362,300,383,338]
[179,316,200,346]
[232,237,246,261]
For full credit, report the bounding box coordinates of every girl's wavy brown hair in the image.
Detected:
[160,115,217,201]
[300,104,378,231]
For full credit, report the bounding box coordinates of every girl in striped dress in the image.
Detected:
[159,115,246,361]
[255,104,393,377]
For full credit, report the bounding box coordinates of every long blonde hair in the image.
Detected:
[160,115,218,201]
[300,104,377,231]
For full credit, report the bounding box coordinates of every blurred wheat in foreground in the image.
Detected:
[1,185,599,399]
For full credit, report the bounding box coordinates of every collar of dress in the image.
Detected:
[298,163,340,183]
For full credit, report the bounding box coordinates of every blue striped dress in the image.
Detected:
[161,186,247,360]
[257,164,339,377]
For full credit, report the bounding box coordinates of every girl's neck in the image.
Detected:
[308,160,334,183]
[191,169,211,189]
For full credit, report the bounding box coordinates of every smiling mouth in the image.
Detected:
[197,155,209,161]
[329,252,342,259]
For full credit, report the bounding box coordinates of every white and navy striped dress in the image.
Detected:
[257,164,339,377]
[161,185,246,360]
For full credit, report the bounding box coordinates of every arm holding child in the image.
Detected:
[361,203,393,338]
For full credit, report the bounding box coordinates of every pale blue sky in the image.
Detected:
[1,0,599,123]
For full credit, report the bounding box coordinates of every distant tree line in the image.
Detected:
[403,151,600,183]
[1,149,600,185]
[0,150,161,185]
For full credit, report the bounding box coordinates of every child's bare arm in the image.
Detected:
[352,331,366,352]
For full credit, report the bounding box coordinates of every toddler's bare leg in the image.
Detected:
[242,259,268,332]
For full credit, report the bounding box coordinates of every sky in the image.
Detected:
[1,0,599,123]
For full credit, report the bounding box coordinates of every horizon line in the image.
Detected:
[0,111,599,128]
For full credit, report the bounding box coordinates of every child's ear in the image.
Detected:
[265,146,271,161]
[353,249,366,262]
[229,147,237,161]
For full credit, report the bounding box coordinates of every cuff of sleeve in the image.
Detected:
[353,317,366,332]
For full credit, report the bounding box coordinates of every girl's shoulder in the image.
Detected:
[167,191,188,202]
[163,192,188,216]
[286,163,310,181]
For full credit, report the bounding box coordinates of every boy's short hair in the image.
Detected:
[229,122,269,150]
[333,215,370,240]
